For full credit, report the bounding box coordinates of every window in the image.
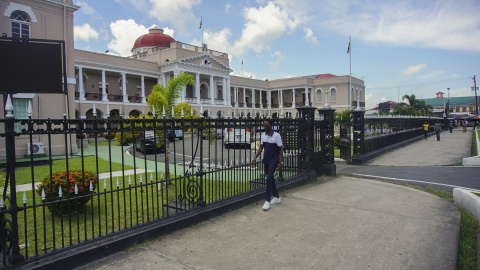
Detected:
[13,98,30,132]
[10,10,30,39]
[316,89,322,103]
[330,88,336,102]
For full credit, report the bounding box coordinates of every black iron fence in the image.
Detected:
[342,111,445,164]
[0,104,335,268]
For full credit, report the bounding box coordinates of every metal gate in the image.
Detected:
[339,120,351,162]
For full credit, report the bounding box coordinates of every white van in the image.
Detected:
[223,122,251,148]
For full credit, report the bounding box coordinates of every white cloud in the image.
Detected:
[108,19,149,56]
[269,51,286,72]
[203,28,233,55]
[231,1,302,56]
[74,23,99,42]
[75,1,94,15]
[303,27,318,44]
[148,0,201,31]
[402,63,427,76]
[312,0,480,52]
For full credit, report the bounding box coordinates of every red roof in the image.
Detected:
[316,73,336,78]
[132,27,175,50]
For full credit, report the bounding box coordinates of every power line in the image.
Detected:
[368,76,472,90]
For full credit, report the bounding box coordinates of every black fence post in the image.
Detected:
[317,108,336,176]
[296,106,316,173]
[2,95,25,265]
[351,110,365,165]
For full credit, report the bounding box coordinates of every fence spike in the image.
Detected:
[89,181,93,192]
[58,186,63,198]
[162,106,166,117]
[5,94,13,118]
[150,173,153,182]
[171,106,174,118]
[0,197,4,208]
[140,174,143,183]
[41,188,46,201]
[152,105,156,117]
[181,107,184,118]
[157,182,161,191]
[128,175,132,186]
[93,103,97,117]
[74,184,78,195]
[103,179,107,190]
[27,100,32,117]
[116,177,119,188]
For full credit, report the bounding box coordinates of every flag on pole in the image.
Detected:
[347,36,351,53]
[199,17,203,29]
[241,57,243,65]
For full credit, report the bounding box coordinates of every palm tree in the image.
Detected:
[147,73,195,117]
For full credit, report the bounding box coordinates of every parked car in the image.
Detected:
[167,127,184,141]
[202,128,225,139]
[135,132,165,154]
[224,122,251,148]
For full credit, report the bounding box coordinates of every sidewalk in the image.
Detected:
[73,130,468,270]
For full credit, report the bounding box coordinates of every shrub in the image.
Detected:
[36,169,97,215]
[334,135,340,148]
[76,133,86,139]
[115,131,141,146]
[103,132,116,140]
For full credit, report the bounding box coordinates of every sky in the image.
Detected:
[72,0,480,109]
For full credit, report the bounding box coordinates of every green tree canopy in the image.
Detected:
[147,73,195,117]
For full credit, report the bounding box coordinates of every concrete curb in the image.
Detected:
[463,127,480,166]
[453,188,480,221]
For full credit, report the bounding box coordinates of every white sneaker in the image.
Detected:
[270,197,281,204]
[262,201,270,211]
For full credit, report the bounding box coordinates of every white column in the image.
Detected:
[305,87,309,106]
[234,87,239,107]
[267,91,271,109]
[122,73,128,103]
[292,89,296,108]
[278,90,282,108]
[78,67,85,101]
[101,70,108,101]
[195,73,201,104]
[259,90,263,108]
[223,77,227,105]
[161,73,166,86]
[252,89,256,109]
[226,78,231,106]
[141,75,146,103]
[243,88,246,108]
[210,75,215,104]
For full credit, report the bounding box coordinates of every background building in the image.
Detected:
[1,0,365,158]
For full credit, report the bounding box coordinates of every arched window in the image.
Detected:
[10,10,30,39]
[200,83,209,99]
[330,88,336,102]
[316,89,322,103]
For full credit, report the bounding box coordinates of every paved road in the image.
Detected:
[337,128,479,192]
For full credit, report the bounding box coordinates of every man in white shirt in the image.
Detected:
[252,119,284,211]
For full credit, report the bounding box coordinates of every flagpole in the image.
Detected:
[200,17,203,46]
[349,35,352,110]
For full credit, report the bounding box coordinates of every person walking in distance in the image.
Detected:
[423,121,429,140]
[252,119,283,211]
[448,121,454,133]
[434,120,442,141]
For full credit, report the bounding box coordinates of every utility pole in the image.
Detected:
[474,76,478,115]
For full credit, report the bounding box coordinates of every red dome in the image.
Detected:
[132,27,175,50]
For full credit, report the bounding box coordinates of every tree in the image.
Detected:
[147,73,195,117]
[392,94,433,116]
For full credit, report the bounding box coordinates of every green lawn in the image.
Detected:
[1,156,135,186]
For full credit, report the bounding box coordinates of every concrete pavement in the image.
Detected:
[72,129,472,269]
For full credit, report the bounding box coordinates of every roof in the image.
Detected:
[370,101,397,110]
[132,27,175,50]
[316,73,336,78]
[419,96,478,107]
